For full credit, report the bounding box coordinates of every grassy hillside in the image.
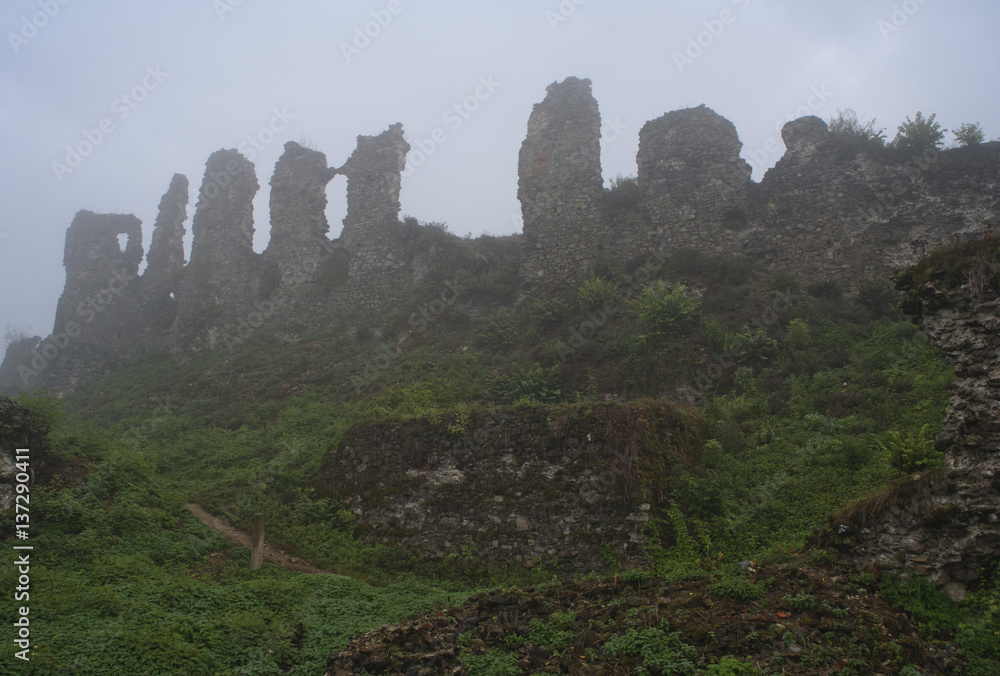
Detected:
[4,243,998,673]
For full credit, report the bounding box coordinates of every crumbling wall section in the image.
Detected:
[139,173,188,335]
[175,150,265,348]
[518,77,604,291]
[265,141,338,285]
[633,105,753,258]
[41,210,145,391]
[337,123,417,311]
[829,282,1000,602]
[316,401,706,573]
[750,121,999,283]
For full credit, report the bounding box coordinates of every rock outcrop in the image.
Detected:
[829,257,1000,602]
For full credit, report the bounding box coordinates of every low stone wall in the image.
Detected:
[316,401,705,573]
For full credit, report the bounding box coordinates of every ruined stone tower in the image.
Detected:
[139,173,189,333]
[518,77,604,289]
[339,123,409,250]
[47,210,144,390]
[266,141,337,286]
[337,123,414,310]
[636,105,753,250]
[175,150,263,344]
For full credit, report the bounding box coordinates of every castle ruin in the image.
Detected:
[2,76,998,394]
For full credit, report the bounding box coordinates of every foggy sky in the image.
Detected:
[1,0,998,340]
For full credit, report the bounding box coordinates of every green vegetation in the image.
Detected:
[0,426,465,673]
[953,121,985,147]
[891,111,946,153]
[602,620,699,675]
[8,238,1000,672]
[828,108,887,148]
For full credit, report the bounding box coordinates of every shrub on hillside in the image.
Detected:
[828,108,887,147]
[891,111,946,153]
[953,122,985,147]
[878,424,942,476]
[855,277,901,319]
[632,281,701,341]
[806,277,842,300]
[602,174,644,212]
[577,277,619,311]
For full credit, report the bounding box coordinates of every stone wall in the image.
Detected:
[826,280,1000,602]
[139,173,188,338]
[518,77,605,290]
[519,81,999,292]
[45,210,144,391]
[316,402,706,573]
[265,141,337,286]
[634,105,753,254]
[338,123,417,311]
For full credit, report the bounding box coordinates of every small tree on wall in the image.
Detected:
[890,111,946,153]
[953,122,985,147]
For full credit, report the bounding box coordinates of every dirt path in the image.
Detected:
[185,503,331,575]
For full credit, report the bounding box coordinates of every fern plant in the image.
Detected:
[878,423,942,475]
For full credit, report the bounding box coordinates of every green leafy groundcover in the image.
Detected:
[0,437,467,674]
[7,245,997,670]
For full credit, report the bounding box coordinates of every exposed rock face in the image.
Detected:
[518,77,604,289]
[637,104,753,250]
[832,283,1000,602]
[316,402,705,574]
[266,142,337,285]
[140,173,189,335]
